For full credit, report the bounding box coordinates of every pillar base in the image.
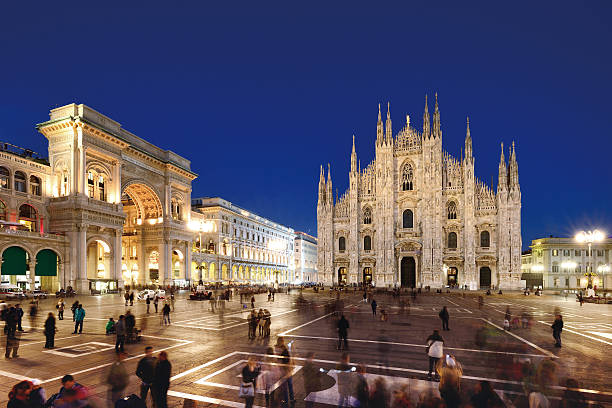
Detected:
[74,279,89,294]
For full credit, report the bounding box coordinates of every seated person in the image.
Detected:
[105,317,116,335]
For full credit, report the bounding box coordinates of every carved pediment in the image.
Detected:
[395,240,422,252]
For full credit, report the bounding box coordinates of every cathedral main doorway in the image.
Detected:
[479,266,491,288]
[363,267,372,285]
[447,267,458,287]
[400,257,416,288]
[337,267,347,285]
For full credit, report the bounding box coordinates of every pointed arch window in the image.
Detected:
[14,171,26,192]
[0,167,9,189]
[447,201,457,220]
[448,232,457,249]
[480,230,490,248]
[402,209,413,229]
[401,163,414,191]
[338,236,346,252]
[363,207,372,224]
[364,235,372,251]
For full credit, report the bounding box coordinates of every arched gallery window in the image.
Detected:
[29,175,41,196]
[338,236,346,252]
[0,200,6,221]
[98,175,105,201]
[402,209,413,229]
[18,204,37,232]
[448,232,457,249]
[14,171,26,192]
[87,172,95,197]
[171,197,182,221]
[447,201,457,220]
[364,235,372,251]
[0,167,10,189]
[363,207,372,224]
[480,230,490,247]
[401,163,414,191]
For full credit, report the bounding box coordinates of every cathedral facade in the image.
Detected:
[317,95,522,289]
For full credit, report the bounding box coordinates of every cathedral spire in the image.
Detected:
[497,142,507,193]
[351,135,357,173]
[385,102,392,144]
[326,163,333,205]
[318,164,326,205]
[433,92,441,139]
[464,116,472,160]
[377,103,383,145]
[509,141,519,190]
[423,94,430,138]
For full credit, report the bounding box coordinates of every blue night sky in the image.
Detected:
[0,2,610,248]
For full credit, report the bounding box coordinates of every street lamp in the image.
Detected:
[189,219,214,253]
[575,229,605,290]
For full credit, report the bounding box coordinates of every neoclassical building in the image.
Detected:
[317,95,522,289]
[0,103,297,294]
[294,231,318,283]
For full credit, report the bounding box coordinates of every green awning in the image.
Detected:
[1,246,27,275]
[35,249,58,276]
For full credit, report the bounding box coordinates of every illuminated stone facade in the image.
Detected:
[317,96,522,289]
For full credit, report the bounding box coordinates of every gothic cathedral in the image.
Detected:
[317,95,522,289]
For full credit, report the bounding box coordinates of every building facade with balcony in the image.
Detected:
[1,103,196,293]
[521,237,612,290]
[294,231,317,283]
[317,97,522,288]
[190,197,295,284]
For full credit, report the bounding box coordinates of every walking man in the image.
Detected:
[552,314,563,347]
[154,294,159,313]
[337,314,349,350]
[115,315,126,353]
[136,346,157,402]
[426,329,444,380]
[107,351,129,405]
[162,303,171,325]
[15,304,24,332]
[44,312,56,349]
[73,304,85,334]
[146,295,151,313]
[371,298,377,316]
[439,306,450,331]
[57,299,65,320]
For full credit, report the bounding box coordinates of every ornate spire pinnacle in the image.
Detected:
[432,92,441,139]
[466,116,471,140]
[423,94,430,137]
[385,101,392,144]
[406,114,410,128]
[498,142,507,193]
[377,103,383,145]
[351,135,357,173]
[500,142,505,163]
[464,116,472,160]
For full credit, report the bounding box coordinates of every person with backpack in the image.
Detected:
[426,329,444,380]
[72,305,85,334]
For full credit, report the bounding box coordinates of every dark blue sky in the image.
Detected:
[1,1,610,247]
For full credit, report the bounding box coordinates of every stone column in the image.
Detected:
[29,260,37,290]
[184,240,192,283]
[75,225,88,293]
[159,239,171,287]
[113,229,123,289]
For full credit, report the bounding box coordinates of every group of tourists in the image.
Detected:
[248,308,272,338]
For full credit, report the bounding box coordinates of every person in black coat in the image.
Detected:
[371,299,377,316]
[439,306,450,331]
[152,351,171,408]
[337,314,349,350]
[15,304,24,332]
[44,313,56,349]
[552,314,563,347]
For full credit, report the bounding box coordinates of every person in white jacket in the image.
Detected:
[426,329,444,380]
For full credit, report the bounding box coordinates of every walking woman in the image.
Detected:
[152,351,172,408]
[44,313,56,349]
[241,357,261,408]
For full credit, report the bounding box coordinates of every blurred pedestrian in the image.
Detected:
[56,299,65,320]
[302,352,321,408]
[72,304,85,334]
[146,295,151,313]
[115,315,126,353]
[136,346,157,402]
[371,299,377,316]
[337,314,349,350]
[162,303,171,325]
[439,306,450,331]
[552,314,563,347]
[5,328,20,359]
[28,379,46,408]
[152,351,171,408]
[275,337,295,406]
[129,292,134,306]
[355,364,369,408]
[426,330,444,380]
[70,301,79,321]
[470,380,503,408]
[7,380,32,408]
[369,378,389,408]
[106,352,129,406]
[15,304,24,332]
[241,357,261,408]
[154,294,159,313]
[438,355,463,408]
[29,301,38,332]
[44,313,56,349]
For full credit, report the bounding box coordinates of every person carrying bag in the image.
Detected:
[240,357,260,408]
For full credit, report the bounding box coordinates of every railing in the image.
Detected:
[0,228,66,241]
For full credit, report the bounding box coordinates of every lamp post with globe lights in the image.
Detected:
[575,230,604,291]
[189,219,214,282]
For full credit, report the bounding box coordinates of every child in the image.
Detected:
[503,319,510,331]
[105,317,116,335]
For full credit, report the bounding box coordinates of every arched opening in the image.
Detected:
[363,267,372,285]
[337,267,347,285]
[447,232,457,249]
[148,251,160,283]
[18,204,38,232]
[199,262,207,283]
[480,231,490,248]
[479,266,492,288]
[400,257,416,288]
[447,202,457,220]
[0,199,7,221]
[172,249,185,287]
[338,236,346,252]
[1,246,30,289]
[0,167,9,189]
[29,175,41,196]
[35,249,59,292]
[364,235,372,251]
[171,196,183,221]
[447,267,458,287]
[14,171,26,192]
[86,240,115,293]
[209,262,216,281]
[402,209,413,229]
[401,163,414,191]
[363,207,372,224]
